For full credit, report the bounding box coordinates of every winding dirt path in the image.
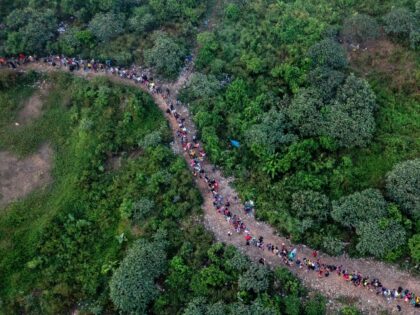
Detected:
[10,2,420,313]
[19,61,420,314]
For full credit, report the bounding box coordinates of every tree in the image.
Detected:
[386,159,420,219]
[308,39,348,70]
[356,219,406,258]
[228,302,277,315]
[88,12,124,42]
[180,73,221,102]
[5,8,57,54]
[331,189,387,228]
[322,235,345,256]
[246,109,297,155]
[291,190,330,219]
[58,27,94,55]
[291,190,330,231]
[342,14,380,44]
[183,297,207,315]
[408,234,420,262]
[144,32,186,79]
[109,236,168,313]
[322,74,377,148]
[129,6,156,34]
[132,198,155,222]
[383,8,415,39]
[307,67,346,102]
[238,265,270,294]
[196,32,219,70]
[149,0,181,21]
[287,88,324,137]
[304,294,326,315]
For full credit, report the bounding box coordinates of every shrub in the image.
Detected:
[180,73,221,102]
[88,13,124,43]
[383,8,415,39]
[386,159,420,219]
[356,219,406,258]
[238,265,270,294]
[308,39,348,70]
[5,8,57,54]
[408,234,420,262]
[331,189,387,228]
[322,74,377,148]
[144,32,186,79]
[342,14,380,44]
[129,6,156,34]
[109,236,168,313]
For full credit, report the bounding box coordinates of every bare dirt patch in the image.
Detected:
[0,144,53,207]
[347,39,419,96]
[16,80,50,126]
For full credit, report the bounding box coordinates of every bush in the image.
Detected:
[246,109,297,155]
[144,32,186,79]
[129,6,156,34]
[408,234,420,262]
[88,13,124,43]
[0,70,18,90]
[287,88,323,137]
[386,159,420,219]
[238,265,270,294]
[180,73,221,102]
[331,189,387,228]
[322,236,345,256]
[342,14,380,44]
[356,219,406,258]
[322,74,377,148]
[308,39,348,70]
[307,67,346,102]
[5,8,57,54]
[383,8,415,39]
[109,235,168,313]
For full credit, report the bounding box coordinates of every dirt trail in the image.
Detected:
[20,62,420,314]
[14,2,420,313]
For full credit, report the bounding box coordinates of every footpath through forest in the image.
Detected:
[18,55,419,314]
[4,4,419,314]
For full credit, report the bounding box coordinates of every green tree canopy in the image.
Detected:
[129,6,156,34]
[144,32,186,79]
[308,39,348,70]
[322,74,377,148]
[307,67,346,102]
[109,235,168,313]
[331,189,387,228]
[342,13,380,44]
[291,190,330,222]
[88,12,124,43]
[5,8,57,54]
[386,158,420,219]
[383,8,416,39]
[238,265,270,294]
[287,88,323,137]
[246,109,297,155]
[356,219,406,258]
[180,72,221,102]
[408,234,420,262]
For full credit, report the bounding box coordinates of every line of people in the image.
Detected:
[1,53,419,310]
